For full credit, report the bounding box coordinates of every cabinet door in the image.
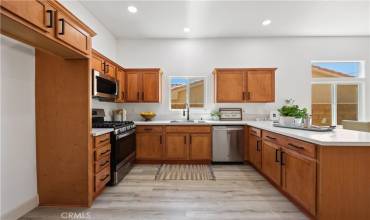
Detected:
[56,11,91,55]
[282,149,316,215]
[136,133,163,160]
[116,68,125,103]
[246,70,275,102]
[165,134,188,160]
[248,134,262,170]
[215,70,245,102]
[126,72,141,102]
[142,72,160,102]
[261,141,281,185]
[105,61,116,79]
[91,54,104,73]
[189,134,211,160]
[1,0,50,33]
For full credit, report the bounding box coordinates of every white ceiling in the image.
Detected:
[80,0,370,39]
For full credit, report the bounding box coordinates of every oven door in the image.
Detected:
[113,129,136,170]
[92,70,118,99]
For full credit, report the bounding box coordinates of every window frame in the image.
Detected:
[311,60,366,126]
[168,75,208,112]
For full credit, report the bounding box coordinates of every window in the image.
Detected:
[170,76,206,110]
[311,61,365,126]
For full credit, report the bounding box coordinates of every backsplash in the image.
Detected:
[92,99,124,121]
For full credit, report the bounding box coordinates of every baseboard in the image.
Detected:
[1,195,39,220]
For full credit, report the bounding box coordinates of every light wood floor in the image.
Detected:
[21,164,308,220]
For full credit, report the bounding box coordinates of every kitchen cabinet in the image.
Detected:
[92,53,104,73]
[261,140,281,186]
[136,126,163,161]
[165,133,189,160]
[104,60,116,78]
[125,69,162,103]
[248,127,262,170]
[91,50,117,79]
[213,68,276,103]
[93,133,111,198]
[116,68,126,103]
[188,134,211,160]
[246,70,275,102]
[1,0,96,58]
[56,11,91,55]
[281,148,316,215]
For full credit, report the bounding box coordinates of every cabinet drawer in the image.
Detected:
[94,133,110,148]
[95,166,110,192]
[94,155,110,174]
[136,126,163,133]
[262,131,283,144]
[95,144,111,161]
[249,127,261,137]
[165,126,211,133]
[281,137,316,158]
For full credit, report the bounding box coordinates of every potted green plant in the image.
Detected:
[210,110,221,121]
[278,99,308,126]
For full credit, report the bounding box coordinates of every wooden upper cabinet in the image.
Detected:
[189,134,211,160]
[92,54,104,73]
[104,60,116,78]
[261,141,281,186]
[1,0,50,33]
[282,148,316,215]
[125,69,162,103]
[214,70,245,102]
[1,0,95,58]
[126,71,141,102]
[213,68,276,103]
[56,11,91,55]
[246,70,275,102]
[165,134,188,160]
[116,68,125,103]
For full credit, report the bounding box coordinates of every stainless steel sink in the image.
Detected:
[170,120,206,123]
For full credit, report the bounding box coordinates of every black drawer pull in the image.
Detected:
[58,18,65,35]
[275,149,280,162]
[46,10,53,28]
[99,138,109,143]
[266,135,276,140]
[99,160,109,167]
[159,135,162,144]
[99,149,110,155]
[280,151,285,165]
[288,143,305,150]
[184,136,187,144]
[100,174,109,182]
[144,128,152,131]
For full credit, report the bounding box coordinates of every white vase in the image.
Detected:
[279,116,295,126]
[294,118,303,126]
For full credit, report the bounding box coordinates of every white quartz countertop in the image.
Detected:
[134,120,370,146]
[91,128,113,136]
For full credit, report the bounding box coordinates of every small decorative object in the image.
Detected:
[210,110,221,121]
[140,112,156,121]
[219,108,242,121]
[278,99,308,126]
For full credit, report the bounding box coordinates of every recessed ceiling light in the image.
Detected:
[128,6,137,14]
[183,27,191,33]
[262,19,271,26]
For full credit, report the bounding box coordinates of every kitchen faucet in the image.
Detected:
[183,103,190,121]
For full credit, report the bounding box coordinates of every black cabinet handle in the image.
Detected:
[159,135,162,144]
[288,143,305,150]
[99,138,109,143]
[58,18,65,35]
[184,136,187,144]
[266,135,276,140]
[242,92,245,100]
[280,151,285,166]
[101,62,105,72]
[46,10,53,28]
[275,149,280,162]
[99,160,109,167]
[106,64,109,73]
[190,135,192,145]
[256,140,261,152]
[137,92,140,100]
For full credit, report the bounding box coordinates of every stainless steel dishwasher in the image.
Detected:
[212,126,244,162]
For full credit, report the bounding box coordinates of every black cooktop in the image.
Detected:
[92,121,134,129]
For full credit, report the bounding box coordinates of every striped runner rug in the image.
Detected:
[155,164,215,181]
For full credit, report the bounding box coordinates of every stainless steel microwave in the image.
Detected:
[92,70,118,100]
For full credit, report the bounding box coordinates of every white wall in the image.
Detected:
[0,36,38,220]
[116,37,370,121]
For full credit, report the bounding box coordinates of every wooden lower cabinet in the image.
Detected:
[136,133,163,160]
[281,148,316,216]
[189,134,211,160]
[93,134,111,198]
[165,133,188,160]
[261,141,281,186]
[248,130,262,170]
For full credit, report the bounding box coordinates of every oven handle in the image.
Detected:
[116,129,136,140]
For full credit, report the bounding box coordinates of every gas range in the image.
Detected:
[92,121,136,135]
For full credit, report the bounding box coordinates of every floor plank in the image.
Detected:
[21,164,307,220]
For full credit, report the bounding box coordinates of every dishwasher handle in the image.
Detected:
[213,127,244,131]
